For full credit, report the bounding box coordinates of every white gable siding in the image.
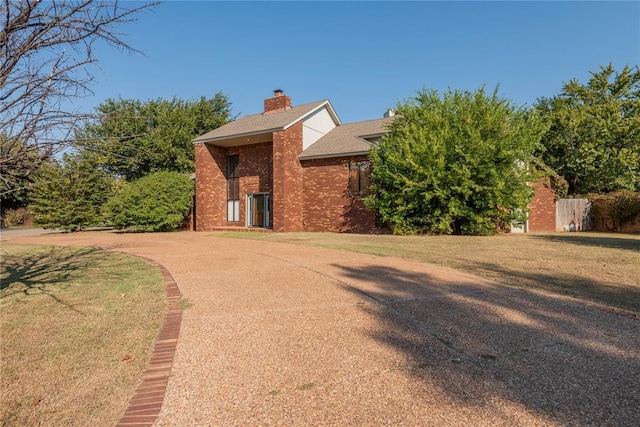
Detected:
[302,108,336,150]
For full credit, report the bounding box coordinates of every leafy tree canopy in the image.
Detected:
[366,87,546,235]
[103,171,193,232]
[77,93,232,181]
[536,64,640,195]
[29,155,115,230]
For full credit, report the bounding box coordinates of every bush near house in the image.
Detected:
[104,171,193,232]
[589,191,640,232]
[366,87,546,235]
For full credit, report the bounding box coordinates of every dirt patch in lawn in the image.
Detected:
[0,244,165,426]
[215,232,640,314]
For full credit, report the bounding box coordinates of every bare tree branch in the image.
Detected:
[0,0,158,193]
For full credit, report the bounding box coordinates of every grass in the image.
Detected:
[0,244,166,426]
[213,232,640,314]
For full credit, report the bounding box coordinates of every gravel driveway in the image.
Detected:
[10,231,640,426]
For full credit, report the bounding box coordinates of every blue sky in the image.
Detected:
[80,1,639,124]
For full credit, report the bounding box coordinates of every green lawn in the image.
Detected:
[214,232,640,314]
[1,244,165,426]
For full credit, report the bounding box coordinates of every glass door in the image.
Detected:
[247,193,270,228]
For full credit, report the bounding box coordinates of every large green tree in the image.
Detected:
[77,94,232,181]
[366,87,546,235]
[29,155,115,230]
[536,64,640,195]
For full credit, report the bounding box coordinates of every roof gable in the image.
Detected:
[193,100,340,144]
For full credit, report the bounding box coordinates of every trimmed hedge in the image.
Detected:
[104,171,193,232]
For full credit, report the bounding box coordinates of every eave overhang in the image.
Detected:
[299,150,370,161]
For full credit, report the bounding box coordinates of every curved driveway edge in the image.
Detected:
[10,231,640,426]
[116,256,182,427]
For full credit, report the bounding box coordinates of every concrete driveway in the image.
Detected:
[9,231,640,426]
[0,227,61,239]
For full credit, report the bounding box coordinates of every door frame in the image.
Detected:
[246,192,270,228]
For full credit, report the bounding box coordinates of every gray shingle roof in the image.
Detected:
[193,100,331,143]
[299,116,395,160]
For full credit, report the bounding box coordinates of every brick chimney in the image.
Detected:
[264,89,291,114]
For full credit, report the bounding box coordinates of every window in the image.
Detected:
[226,155,240,222]
[348,161,370,196]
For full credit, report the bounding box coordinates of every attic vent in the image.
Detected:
[384,108,395,118]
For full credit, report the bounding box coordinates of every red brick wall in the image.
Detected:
[194,142,272,230]
[528,179,556,232]
[195,143,226,231]
[228,142,273,228]
[301,156,378,233]
[272,122,304,232]
[198,136,558,235]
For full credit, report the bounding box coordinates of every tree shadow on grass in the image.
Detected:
[529,233,640,252]
[1,246,105,313]
[465,260,640,314]
[331,263,640,425]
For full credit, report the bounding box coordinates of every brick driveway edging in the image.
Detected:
[116,256,182,427]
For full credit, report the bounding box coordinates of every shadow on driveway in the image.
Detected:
[333,263,640,426]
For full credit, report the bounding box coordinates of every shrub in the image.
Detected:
[29,156,114,231]
[589,191,640,232]
[104,171,193,232]
[366,87,545,235]
[2,209,26,227]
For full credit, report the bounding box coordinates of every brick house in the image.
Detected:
[193,91,555,233]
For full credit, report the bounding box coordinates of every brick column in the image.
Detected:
[528,179,556,232]
[272,121,304,232]
[194,143,226,231]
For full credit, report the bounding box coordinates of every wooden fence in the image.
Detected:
[556,199,591,231]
